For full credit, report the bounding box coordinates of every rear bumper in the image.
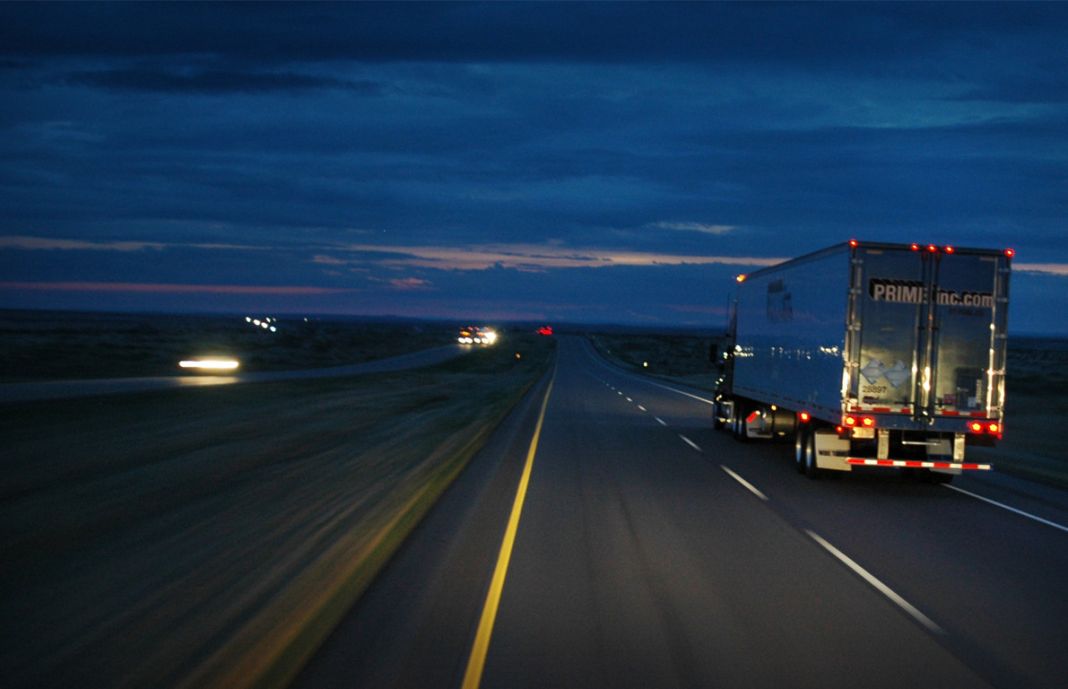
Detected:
[846,458,991,471]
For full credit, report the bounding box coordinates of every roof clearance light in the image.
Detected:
[849,239,859,248]
[1005,248,1015,258]
[736,274,747,283]
[910,243,920,251]
[944,246,955,254]
[927,244,938,253]
[799,411,811,422]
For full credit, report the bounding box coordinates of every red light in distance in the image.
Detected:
[988,422,1000,434]
[1005,248,1015,258]
[927,244,938,253]
[910,243,920,251]
[944,246,955,254]
[849,239,859,248]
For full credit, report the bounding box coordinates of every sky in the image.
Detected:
[1,2,1066,333]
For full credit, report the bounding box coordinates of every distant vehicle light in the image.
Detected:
[736,274,747,283]
[1004,248,1015,258]
[537,326,553,336]
[179,358,240,371]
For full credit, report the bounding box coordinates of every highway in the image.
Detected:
[292,335,1068,689]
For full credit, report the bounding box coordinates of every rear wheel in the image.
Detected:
[803,431,822,479]
[732,407,748,442]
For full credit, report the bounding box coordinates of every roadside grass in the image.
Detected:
[0,333,554,689]
[588,332,1068,488]
[0,310,461,381]
[587,332,721,391]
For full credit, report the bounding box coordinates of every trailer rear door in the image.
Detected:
[850,246,1008,421]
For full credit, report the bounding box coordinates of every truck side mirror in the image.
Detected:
[710,343,724,369]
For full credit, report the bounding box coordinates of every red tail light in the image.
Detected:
[861,416,875,427]
[987,422,1000,434]
[844,415,857,427]
[970,421,983,433]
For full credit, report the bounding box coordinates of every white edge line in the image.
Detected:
[945,485,1068,534]
[806,530,945,635]
[720,465,768,501]
[679,434,701,452]
[655,417,667,426]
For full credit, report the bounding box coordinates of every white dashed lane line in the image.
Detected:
[679,434,701,452]
[655,417,667,426]
[637,405,646,412]
[806,530,945,635]
[720,465,769,501]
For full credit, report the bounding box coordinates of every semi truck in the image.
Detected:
[713,240,1012,481]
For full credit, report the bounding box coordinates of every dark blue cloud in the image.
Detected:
[1,2,1066,330]
[62,68,383,95]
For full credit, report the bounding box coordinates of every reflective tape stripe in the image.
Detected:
[846,458,991,470]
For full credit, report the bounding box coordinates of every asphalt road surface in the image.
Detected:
[293,335,1068,689]
[0,344,467,402]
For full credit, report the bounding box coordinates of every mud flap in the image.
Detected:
[813,431,852,472]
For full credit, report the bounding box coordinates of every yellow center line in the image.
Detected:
[461,368,556,689]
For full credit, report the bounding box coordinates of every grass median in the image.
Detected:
[0,333,554,689]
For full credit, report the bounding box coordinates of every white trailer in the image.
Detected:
[713,240,1012,481]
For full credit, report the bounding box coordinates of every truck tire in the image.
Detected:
[794,427,808,474]
[732,409,748,442]
[803,432,822,479]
